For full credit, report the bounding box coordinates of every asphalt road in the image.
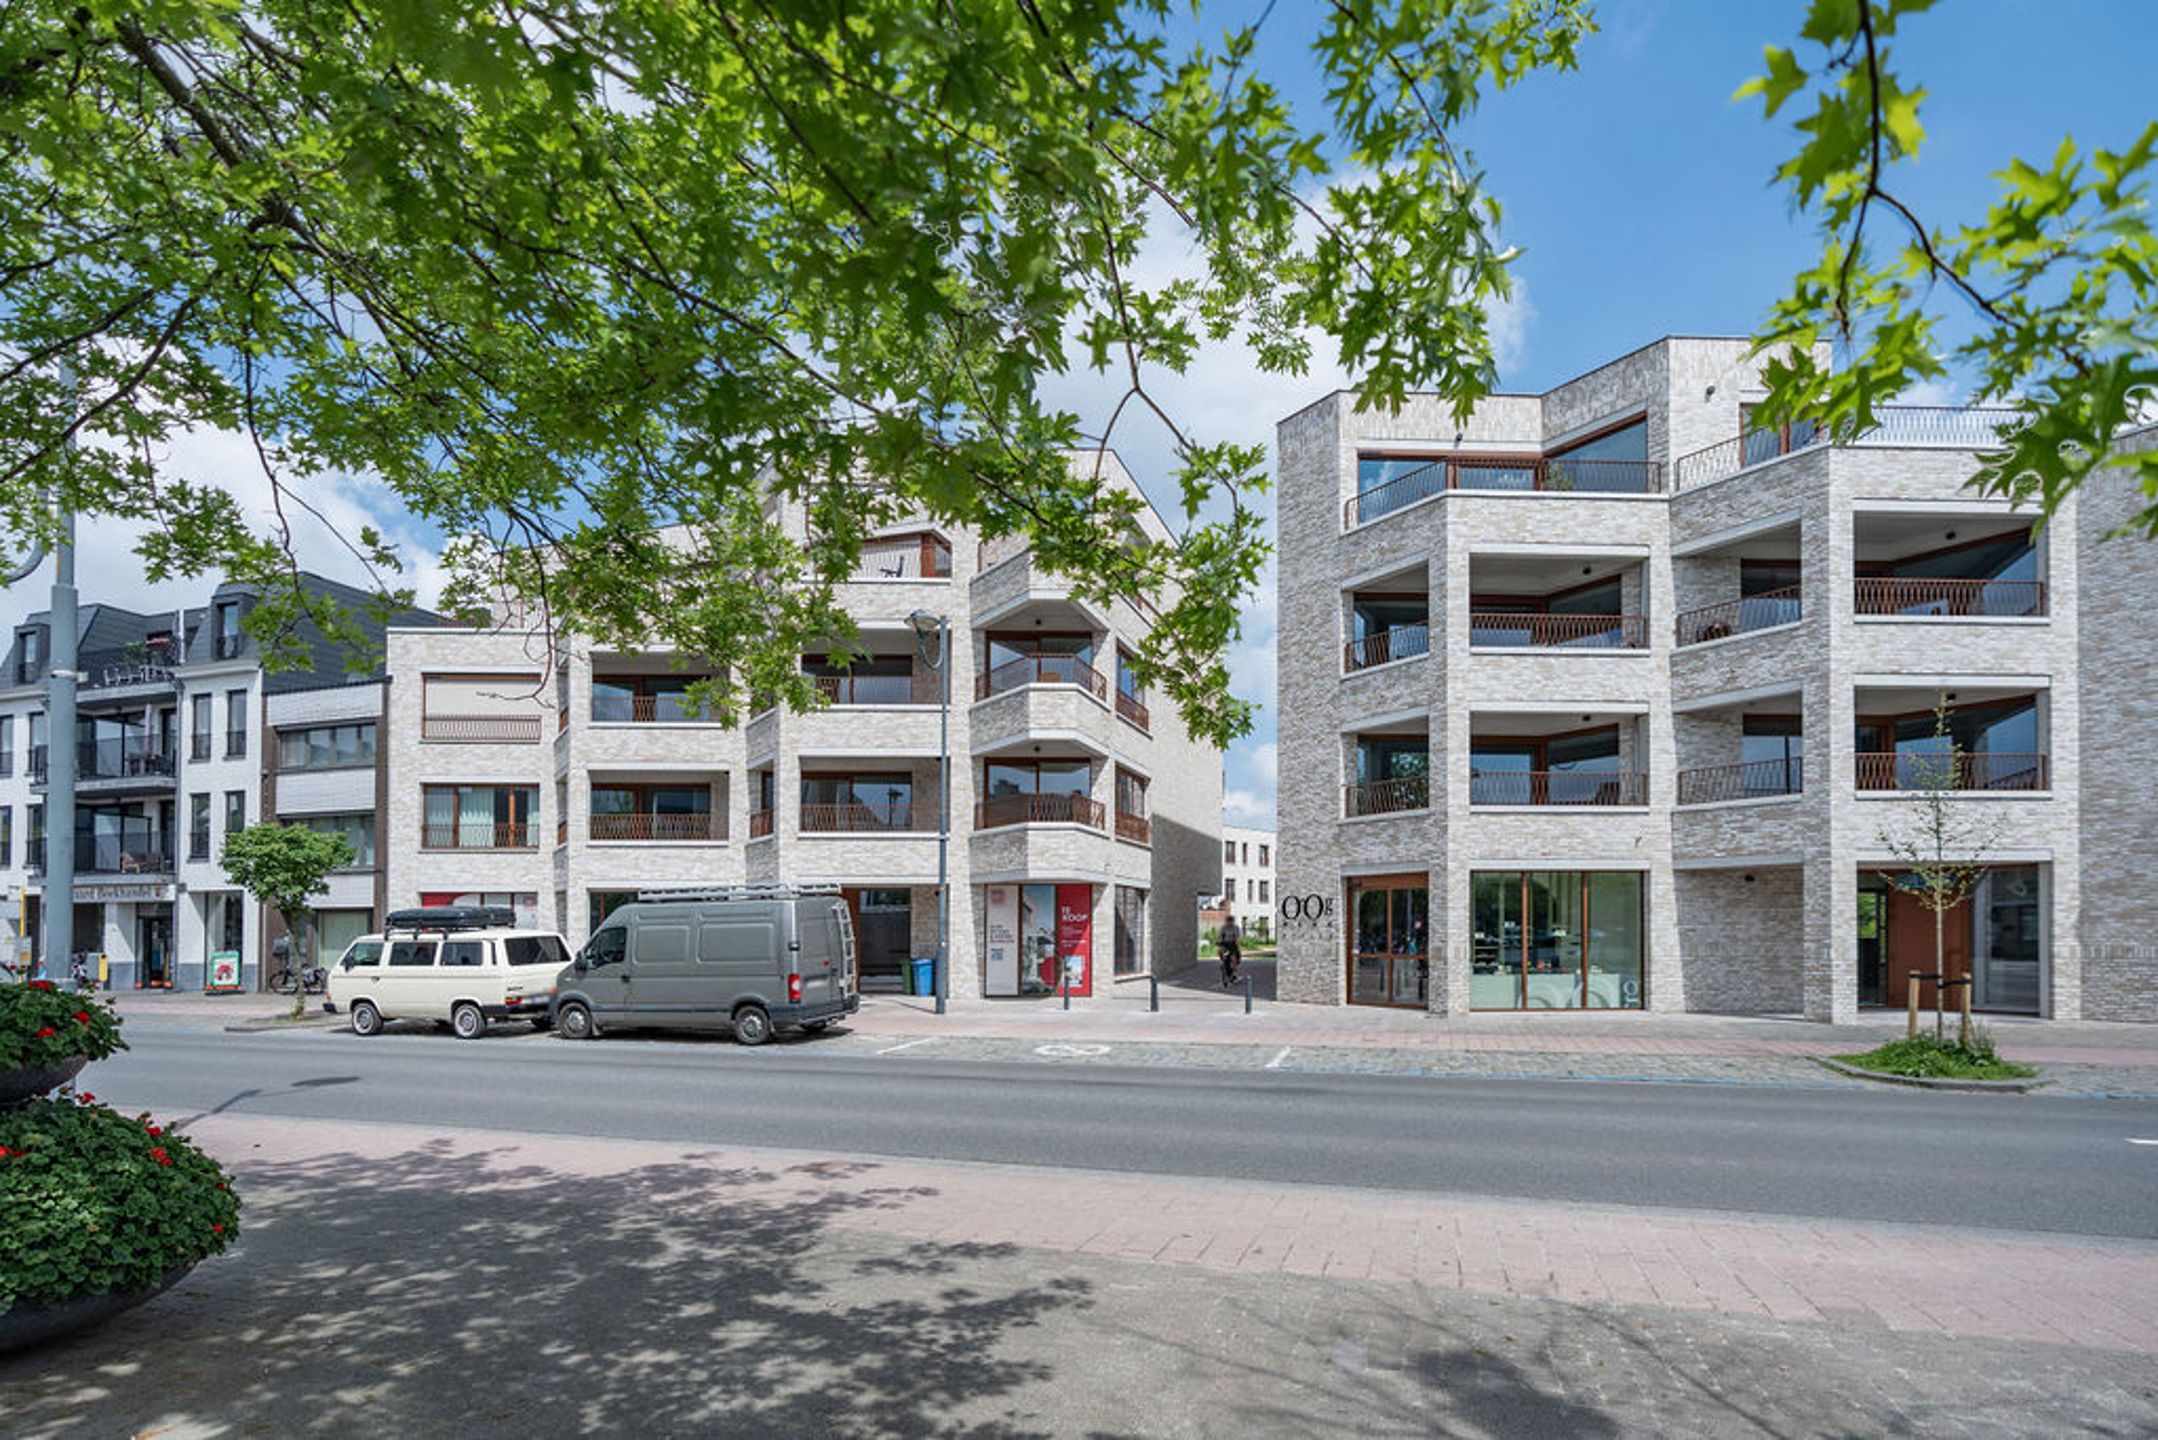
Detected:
[95,1022,2158,1241]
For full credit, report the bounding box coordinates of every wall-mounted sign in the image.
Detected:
[75,883,176,905]
[206,951,243,993]
[1278,893,1338,924]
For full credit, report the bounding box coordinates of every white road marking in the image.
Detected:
[1265,1046,1293,1070]
[873,1036,941,1056]
[1034,1043,1112,1058]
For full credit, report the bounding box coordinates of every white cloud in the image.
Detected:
[0,425,445,635]
[1222,786,1273,826]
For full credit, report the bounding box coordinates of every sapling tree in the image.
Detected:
[1874,700,2005,1045]
[218,824,356,1018]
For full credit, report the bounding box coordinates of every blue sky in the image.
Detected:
[9,1,2152,830]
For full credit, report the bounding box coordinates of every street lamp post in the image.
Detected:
[909,609,950,1015]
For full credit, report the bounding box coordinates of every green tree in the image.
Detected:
[1873,701,2003,1046]
[218,823,356,1017]
[0,0,1590,746]
[1740,0,2158,533]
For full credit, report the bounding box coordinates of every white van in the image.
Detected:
[326,906,572,1039]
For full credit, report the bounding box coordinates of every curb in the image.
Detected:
[1816,1057,2050,1093]
[223,1016,343,1034]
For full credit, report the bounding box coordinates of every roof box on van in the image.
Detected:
[632,883,842,903]
[385,905,517,932]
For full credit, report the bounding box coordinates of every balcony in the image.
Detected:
[975,793,1106,830]
[976,654,1108,702]
[800,802,940,834]
[1469,613,1646,650]
[1469,769,1647,807]
[1853,576,2046,618]
[1677,758,1804,806]
[1344,624,1430,673]
[748,809,774,839]
[1674,588,1802,646]
[78,641,182,693]
[1343,776,1429,818]
[224,729,247,759]
[1115,690,1150,732]
[420,821,540,850]
[850,531,953,581]
[589,811,724,842]
[1672,405,2021,490]
[421,714,544,743]
[73,832,176,875]
[1346,455,1664,527]
[590,691,719,724]
[813,672,920,706]
[1855,752,2048,792]
[1115,811,1151,844]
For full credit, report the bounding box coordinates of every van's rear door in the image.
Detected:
[794,898,849,1006]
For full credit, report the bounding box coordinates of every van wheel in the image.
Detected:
[451,1003,487,1040]
[349,1000,382,1037]
[732,1004,772,1046]
[556,1002,595,1040]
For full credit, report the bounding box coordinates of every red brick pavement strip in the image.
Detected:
[181,1112,2158,1356]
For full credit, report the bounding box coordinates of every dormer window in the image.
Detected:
[213,602,243,660]
[15,628,43,683]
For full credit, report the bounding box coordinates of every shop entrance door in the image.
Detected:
[138,911,173,988]
[844,887,912,991]
[1880,882,1972,1012]
[1347,874,1428,1008]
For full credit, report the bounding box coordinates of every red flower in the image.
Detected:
[76,1091,95,1102]
[34,1026,55,1039]
[27,979,53,990]
[0,1146,13,1160]
[74,1011,91,1024]
[145,1124,162,1137]
[149,1147,171,1166]
[211,1223,224,1234]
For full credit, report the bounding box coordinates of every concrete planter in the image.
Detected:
[0,1266,192,1356]
[1818,1057,2051,1093]
[0,1055,89,1109]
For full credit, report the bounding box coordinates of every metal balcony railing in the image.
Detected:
[1853,577,2046,618]
[975,655,1108,702]
[1672,405,2023,490]
[421,713,544,743]
[748,809,774,839]
[1469,770,1648,806]
[1346,456,1664,526]
[78,642,183,690]
[1115,690,1151,732]
[590,691,717,723]
[419,821,541,850]
[224,729,247,759]
[1115,811,1151,844]
[190,733,212,762]
[1855,752,2048,792]
[812,673,918,706]
[1674,587,1803,646]
[1344,623,1430,672]
[73,834,176,874]
[589,811,723,842]
[799,802,938,834]
[1343,776,1430,818]
[974,793,1107,830]
[1468,613,1646,650]
[1677,758,1805,806]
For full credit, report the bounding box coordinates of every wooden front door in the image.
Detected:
[1882,884,1973,1010]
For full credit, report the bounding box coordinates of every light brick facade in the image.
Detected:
[384,454,1222,996]
[1277,337,2142,1021]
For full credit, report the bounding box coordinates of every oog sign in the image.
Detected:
[1277,893,1336,924]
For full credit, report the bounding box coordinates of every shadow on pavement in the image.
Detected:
[0,1140,1090,1438]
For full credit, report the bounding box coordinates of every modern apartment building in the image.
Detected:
[382,454,1222,997]
[1276,335,2148,1022]
[1211,824,1277,939]
[0,574,426,989]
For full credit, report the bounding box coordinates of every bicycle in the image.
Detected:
[1219,940,1242,990]
[268,962,328,996]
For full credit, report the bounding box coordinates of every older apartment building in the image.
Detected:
[1277,335,2151,1022]
[1210,824,1277,939]
[382,454,1222,996]
[0,575,422,988]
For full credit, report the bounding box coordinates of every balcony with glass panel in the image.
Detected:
[1675,694,1805,807]
[1854,685,2048,794]
[1673,525,1804,648]
[1468,714,1646,809]
[1852,512,2045,620]
[1342,567,1430,675]
[1343,725,1431,820]
[799,770,941,835]
[1468,554,1646,653]
[588,776,727,843]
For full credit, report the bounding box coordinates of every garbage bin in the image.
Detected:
[909,956,936,997]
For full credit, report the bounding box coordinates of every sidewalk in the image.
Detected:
[5,1112,2154,1437]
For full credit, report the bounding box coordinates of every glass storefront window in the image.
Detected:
[1471,871,1644,1010]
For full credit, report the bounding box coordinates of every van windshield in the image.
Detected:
[505,935,570,966]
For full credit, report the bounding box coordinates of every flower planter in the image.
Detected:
[0,1055,88,1109]
[0,1265,193,1355]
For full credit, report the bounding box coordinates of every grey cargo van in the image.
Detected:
[551,885,860,1044]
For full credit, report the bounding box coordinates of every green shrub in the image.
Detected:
[1835,1034,2035,1082]
[0,1093,240,1311]
[0,983,127,1072]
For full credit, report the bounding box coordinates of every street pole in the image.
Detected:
[45,480,77,982]
[934,614,950,1016]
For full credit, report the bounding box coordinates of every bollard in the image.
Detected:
[1149,975,1159,1013]
[1243,973,1253,1014]
[1906,978,1920,1040]
[1062,966,1070,1011]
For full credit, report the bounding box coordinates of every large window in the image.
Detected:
[1469,727,1624,806]
[1351,736,1430,814]
[191,694,212,761]
[590,674,708,723]
[1349,875,1428,1008]
[799,773,915,832]
[0,805,10,868]
[980,759,1096,827]
[189,794,211,861]
[1114,886,1147,977]
[592,783,716,840]
[1471,870,1644,1010]
[421,785,538,849]
[224,790,245,838]
[589,890,637,935]
[278,722,376,771]
[224,690,249,758]
[0,714,12,777]
[1855,697,2043,790]
[1740,716,1804,797]
[296,813,376,868]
